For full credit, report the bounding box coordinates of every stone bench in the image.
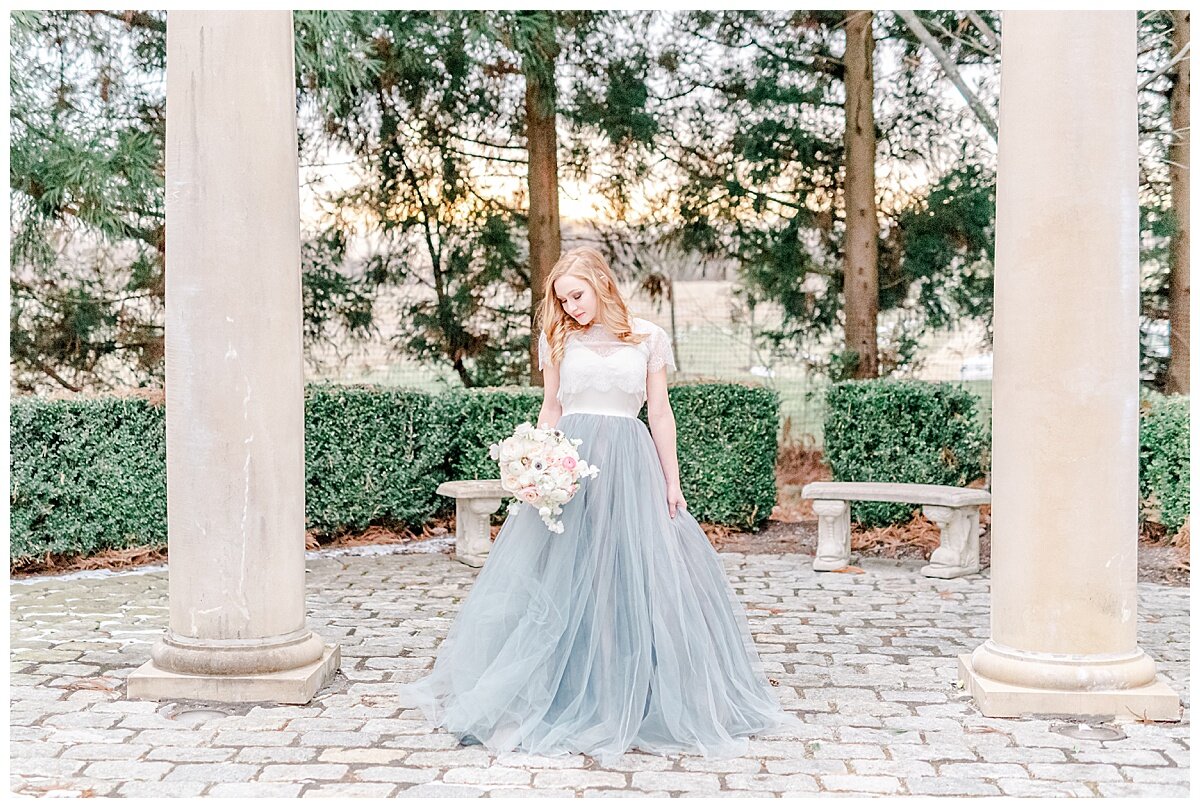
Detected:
[436,479,508,567]
[800,481,991,579]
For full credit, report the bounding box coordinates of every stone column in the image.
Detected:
[127,11,339,704]
[959,11,1178,719]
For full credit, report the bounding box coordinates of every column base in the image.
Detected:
[127,644,340,705]
[958,653,1180,721]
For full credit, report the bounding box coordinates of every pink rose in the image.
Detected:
[518,486,539,502]
[560,456,577,470]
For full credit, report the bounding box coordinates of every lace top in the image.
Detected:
[538,317,677,418]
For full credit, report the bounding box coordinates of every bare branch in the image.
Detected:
[895,11,998,142]
[966,12,1000,51]
[1139,41,1190,93]
[22,352,84,392]
[922,14,996,59]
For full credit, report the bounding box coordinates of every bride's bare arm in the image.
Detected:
[538,358,563,429]
[645,368,681,489]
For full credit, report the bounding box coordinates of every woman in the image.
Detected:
[396,247,802,765]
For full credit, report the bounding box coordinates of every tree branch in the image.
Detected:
[1139,41,1190,92]
[966,12,1000,52]
[84,10,166,34]
[19,350,84,392]
[921,14,996,59]
[895,11,998,142]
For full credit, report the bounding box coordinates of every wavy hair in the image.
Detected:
[535,247,648,369]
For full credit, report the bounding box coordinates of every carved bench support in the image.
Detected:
[436,480,507,568]
[812,499,851,571]
[921,505,982,578]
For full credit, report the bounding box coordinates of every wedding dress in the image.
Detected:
[395,317,802,764]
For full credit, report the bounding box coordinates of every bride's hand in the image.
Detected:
[666,483,687,519]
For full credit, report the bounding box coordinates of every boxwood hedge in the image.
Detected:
[10,381,779,564]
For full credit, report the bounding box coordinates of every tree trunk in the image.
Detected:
[525,62,562,386]
[842,10,879,379]
[1166,9,1189,395]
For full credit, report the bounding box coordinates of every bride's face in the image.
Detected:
[553,274,598,326]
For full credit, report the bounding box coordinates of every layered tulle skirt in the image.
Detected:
[395,412,803,764]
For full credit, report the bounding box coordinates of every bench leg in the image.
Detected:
[921,505,981,578]
[812,500,851,571]
[455,497,502,567]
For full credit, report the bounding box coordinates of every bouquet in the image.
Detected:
[489,422,599,533]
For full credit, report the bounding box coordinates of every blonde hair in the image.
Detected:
[536,247,648,368]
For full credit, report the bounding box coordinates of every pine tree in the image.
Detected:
[10,11,167,393]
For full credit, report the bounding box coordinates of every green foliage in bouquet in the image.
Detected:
[822,379,989,528]
[1139,391,1190,534]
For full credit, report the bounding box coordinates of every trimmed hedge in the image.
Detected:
[823,379,989,527]
[303,384,455,535]
[823,379,1191,535]
[10,395,168,563]
[432,382,779,529]
[1139,391,1190,533]
[668,383,780,529]
[9,381,779,564]
[438,387,544,486]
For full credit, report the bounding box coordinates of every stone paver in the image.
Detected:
[9,549,1191,797]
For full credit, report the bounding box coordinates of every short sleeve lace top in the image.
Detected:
[538,317,676,419]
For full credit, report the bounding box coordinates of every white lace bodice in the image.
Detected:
[538,317,677,418]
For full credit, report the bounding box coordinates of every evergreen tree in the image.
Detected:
[298,10,609,387]
[10,10,167,392]
[621,11,999,380]
[9,10,386,394]
[1134,10,1190,393]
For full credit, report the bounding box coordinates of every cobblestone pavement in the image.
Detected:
[10,549,1191,797]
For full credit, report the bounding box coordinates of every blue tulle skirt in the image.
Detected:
[395,412,804,764]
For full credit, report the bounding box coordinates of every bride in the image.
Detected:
[396,246,802,765]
